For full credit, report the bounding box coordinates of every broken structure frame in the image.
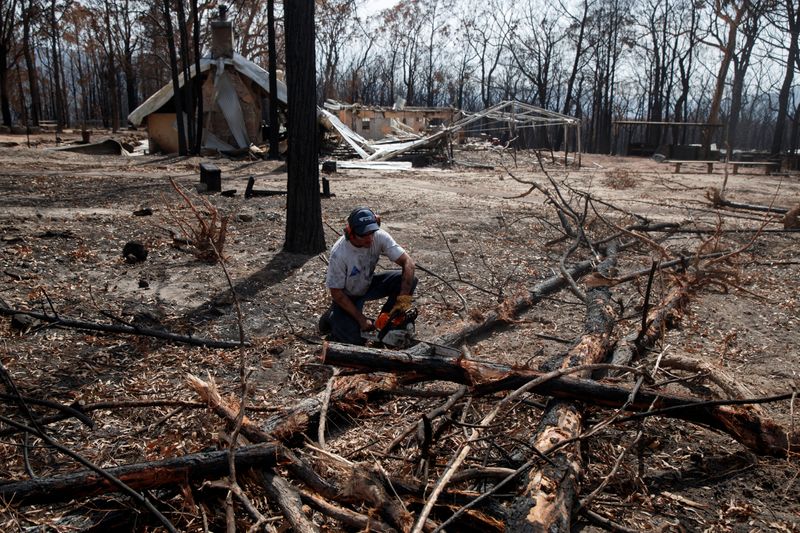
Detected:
[320,100,582,167]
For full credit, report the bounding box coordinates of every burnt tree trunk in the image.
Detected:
[283,0,325,254]
[0,443,281,506]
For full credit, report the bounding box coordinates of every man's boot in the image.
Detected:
[318,306,334,336]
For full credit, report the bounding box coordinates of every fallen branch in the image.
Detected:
[407,259,596,357]
[188,372,397,443]
[300,490,397,533]
[0,306,243,348]
[706,188,789,214]
[0,392,95,429]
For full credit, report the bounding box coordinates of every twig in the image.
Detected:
[318,368,341,449]
[636,260,659,345]
[416,263,469,312]
[383,385,467,454]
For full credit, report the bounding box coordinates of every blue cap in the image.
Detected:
[348,208,380,236]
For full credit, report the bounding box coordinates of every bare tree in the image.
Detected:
[510,2,567,110]
[725,0,767,153]
[461,0,515,108]
[0,0,15,127]
[769,0,800,154]
[316,0,357,103]
[20,0,42,127]
[700,0,754,148]
[161,0,187,154]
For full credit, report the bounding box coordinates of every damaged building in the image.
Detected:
[127,9,286,154]
[323,100,462,141]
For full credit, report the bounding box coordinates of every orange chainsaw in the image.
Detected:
[361,308,418,348]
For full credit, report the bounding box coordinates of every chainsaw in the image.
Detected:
[361,307,461,357]
[361,308,418,348]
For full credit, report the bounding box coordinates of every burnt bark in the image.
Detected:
[508,249,618,532]
[321,344,798,457]
[0,443,281,506]
[283,0,325,254]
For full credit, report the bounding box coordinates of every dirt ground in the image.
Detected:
[0,130,798,532]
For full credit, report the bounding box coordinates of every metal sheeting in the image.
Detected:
[214,64,250,148]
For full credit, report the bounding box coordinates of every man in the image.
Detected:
[319,206,417,345]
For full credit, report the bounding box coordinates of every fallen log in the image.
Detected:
[508,248,619,532]
[706,188,789,215]
[0,306,243,348]
[0,443,281,506]
[321,343,798,457]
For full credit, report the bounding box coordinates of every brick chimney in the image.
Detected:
[210,5,233,59]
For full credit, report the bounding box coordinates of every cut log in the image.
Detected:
[0,443,281,506]
[321,343,798,457]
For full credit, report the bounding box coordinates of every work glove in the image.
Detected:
[390,294,413,315]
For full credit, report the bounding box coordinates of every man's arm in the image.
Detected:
[395,252,415,295]
[330,288,373,331]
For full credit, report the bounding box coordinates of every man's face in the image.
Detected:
[350,230,375,248]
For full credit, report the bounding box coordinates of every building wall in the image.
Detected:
[146,113,181,153]
[334,107,457,141]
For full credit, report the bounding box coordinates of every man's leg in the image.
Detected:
[329,300,366,345]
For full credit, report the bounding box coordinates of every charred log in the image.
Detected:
[321,344,798,457]
[0,443,281,506]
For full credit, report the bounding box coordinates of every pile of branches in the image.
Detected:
[2,161,798,532]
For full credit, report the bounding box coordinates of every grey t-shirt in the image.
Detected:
[325,229,405,297]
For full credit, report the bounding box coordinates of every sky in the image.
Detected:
[361,0,398,15]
